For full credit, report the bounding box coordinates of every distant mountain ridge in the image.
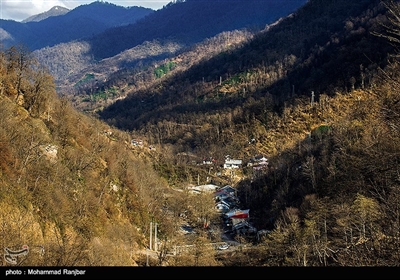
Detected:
[88,0,308,60]
[21,6,70,23]
[0,1,154,50]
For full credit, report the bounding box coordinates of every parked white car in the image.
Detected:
[218,243,229,250]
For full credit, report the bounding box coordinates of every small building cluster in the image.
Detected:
[202,157,217,165]
[214,185,257,239]
[185,183,270,243]
[215,185,238,212]
[247,154,268,171]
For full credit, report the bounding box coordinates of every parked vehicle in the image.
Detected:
[218,243,229,250]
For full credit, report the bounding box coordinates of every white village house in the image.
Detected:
[223,158,242,169]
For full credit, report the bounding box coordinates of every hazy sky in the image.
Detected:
[0,0,172,21]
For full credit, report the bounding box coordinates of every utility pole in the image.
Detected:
[311,91,315,106]
[149,221,158,251]
[154,223,158,252]
[150,222,153,251]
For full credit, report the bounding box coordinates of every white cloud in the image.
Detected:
[0,0,171,22]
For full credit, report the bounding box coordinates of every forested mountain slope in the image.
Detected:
[33,0,306,89]
[88,0,308,60]
[0,46,173,266]
[99,0,389,152]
